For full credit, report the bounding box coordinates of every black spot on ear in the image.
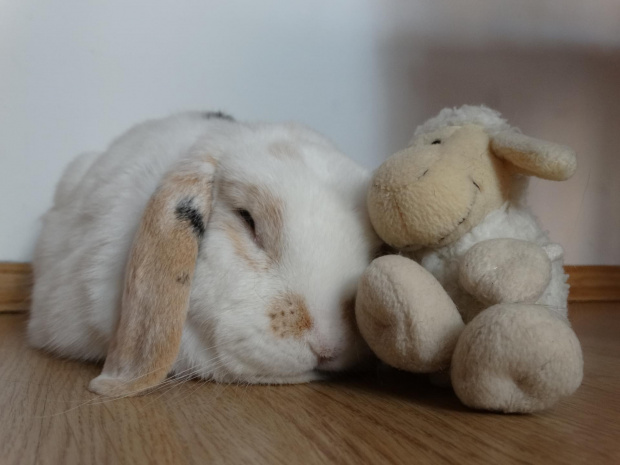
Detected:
[176,272,191,285]
[203,111,235,121]
[175,198,205,238]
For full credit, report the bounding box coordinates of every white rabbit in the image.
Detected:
[28,111,381,397]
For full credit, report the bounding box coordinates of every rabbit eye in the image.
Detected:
[237,209,256,235]
[431,139,441,145]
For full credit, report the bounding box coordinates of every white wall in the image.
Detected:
[2,0,619,264]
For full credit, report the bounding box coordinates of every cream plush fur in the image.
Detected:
[356,105,583,413]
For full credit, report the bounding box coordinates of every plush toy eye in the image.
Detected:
[237,209,256,235]
[431,139,442,145]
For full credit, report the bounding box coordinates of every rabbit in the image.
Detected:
[28,111,382,397]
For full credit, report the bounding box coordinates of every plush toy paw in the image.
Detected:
[459,238,552,306]
[451,303,583,413]
[356,255,464,372]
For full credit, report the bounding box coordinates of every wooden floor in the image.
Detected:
[1,302,618,465]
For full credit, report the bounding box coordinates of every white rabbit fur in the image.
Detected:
[28,112,381,393]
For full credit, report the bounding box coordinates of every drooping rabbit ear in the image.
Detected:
[490,130,577,181]
[89,155,217,397]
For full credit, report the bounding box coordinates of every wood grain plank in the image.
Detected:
[0,303,619,465]
[0,262,32,312]
[566,265,620,302]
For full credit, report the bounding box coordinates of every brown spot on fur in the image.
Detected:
[249,185,284,262]
[269,141,302,161]
[269,293,313,338]
[219,181,285,263]
[221,220,270,271]
[204,154,218,166]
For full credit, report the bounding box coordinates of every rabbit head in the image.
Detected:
[89,120,381,397]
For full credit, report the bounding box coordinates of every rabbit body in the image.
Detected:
[29,112,380,388]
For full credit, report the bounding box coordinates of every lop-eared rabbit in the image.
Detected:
[29,112,381,397]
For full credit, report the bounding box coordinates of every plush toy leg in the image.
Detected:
[459,238,552,307]
[356,255,464,372]
[451,303,583,413]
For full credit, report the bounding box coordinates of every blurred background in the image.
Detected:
[1,0,618,264]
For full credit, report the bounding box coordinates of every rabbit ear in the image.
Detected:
[490,130,577,181]
[89,155,217,397]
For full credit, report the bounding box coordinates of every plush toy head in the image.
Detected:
[368,106,577,249]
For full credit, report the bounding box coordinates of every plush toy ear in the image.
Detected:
[89,155,217,397]
[490,130,577,181]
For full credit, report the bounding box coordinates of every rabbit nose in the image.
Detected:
[309,342,338,364]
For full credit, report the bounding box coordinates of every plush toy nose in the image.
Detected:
[366,148,431,247]
[367,166,414,248]
[368,149,475,248]
[372,147,430,191]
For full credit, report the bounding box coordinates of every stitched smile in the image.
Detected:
[435,196,477,245]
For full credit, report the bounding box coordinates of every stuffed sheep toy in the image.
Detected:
[355,105,583,413]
